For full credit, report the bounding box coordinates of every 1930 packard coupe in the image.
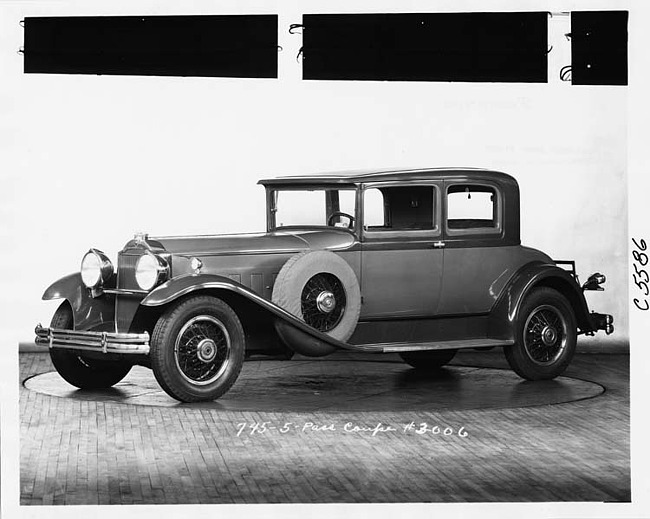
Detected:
[36,168,613,402]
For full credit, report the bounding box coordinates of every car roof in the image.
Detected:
[258,167,518,186]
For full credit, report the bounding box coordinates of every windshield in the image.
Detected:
[272,187,357,229]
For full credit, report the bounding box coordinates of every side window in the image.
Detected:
[363,185,436,232]
[447,185,498,231]
[363,188,386,228]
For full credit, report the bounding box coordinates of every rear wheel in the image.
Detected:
[399,349,458,370]
[49,303,132,389]
[150,295,245,402]
[505,287,577,380]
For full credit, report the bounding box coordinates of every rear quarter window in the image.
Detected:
[446,184,500,233]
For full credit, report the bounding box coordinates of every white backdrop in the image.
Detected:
[0,0,628,348]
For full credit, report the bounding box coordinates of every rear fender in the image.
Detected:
[489,262,594,341]
[142,274,344,356]
[42,273,115,331]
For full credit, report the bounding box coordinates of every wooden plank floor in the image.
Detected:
[19,350,630,504]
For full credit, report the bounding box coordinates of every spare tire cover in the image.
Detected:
[272,250,361,342]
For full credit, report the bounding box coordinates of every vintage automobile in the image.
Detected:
[36,168,613,402]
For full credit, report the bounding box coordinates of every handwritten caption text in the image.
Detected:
[236,421,469,438]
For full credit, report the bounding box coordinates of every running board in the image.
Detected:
[345,338,513,353]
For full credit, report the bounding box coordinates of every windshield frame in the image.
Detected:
[266,184,360,233]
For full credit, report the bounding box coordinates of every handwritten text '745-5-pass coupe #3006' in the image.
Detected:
[36,168,614,402]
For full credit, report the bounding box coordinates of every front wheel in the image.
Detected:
[504,287,577,380]
[150,295,245,402]
[49,303,132,389]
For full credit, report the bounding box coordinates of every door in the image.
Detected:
[437,180,507,314]
[359,182,444,319]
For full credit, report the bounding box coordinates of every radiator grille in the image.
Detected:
[117,253,140,290]
[116,252,143,332]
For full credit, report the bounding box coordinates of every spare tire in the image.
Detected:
[272,250,361,342]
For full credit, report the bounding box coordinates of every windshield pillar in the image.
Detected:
[266,188,277,232]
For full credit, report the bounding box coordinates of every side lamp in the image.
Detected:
[582,272,606,291]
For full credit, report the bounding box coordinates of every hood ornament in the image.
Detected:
[133,232,149,244]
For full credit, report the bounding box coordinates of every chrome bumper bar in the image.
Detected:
[35,324,150,355]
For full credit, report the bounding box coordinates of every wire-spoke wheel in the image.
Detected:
[505,287,577,380]
[151,295,245,402]
[174,315,231,385]
[523,305,568,365]
[300,273,347,332]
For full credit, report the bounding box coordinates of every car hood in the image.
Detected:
[145,229,356,256]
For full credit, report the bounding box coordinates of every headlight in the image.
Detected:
[80,249,114,289]
[135,253,169,291]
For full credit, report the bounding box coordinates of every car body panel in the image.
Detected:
[438,246,553,315]
[153,229,355,257]
[359,243,443,318]
[258,167,517,187]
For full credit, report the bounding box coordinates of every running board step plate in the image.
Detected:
[347,338,513,353]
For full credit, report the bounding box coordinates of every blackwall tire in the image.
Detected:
[150,295,245,403]
[504,287,577,380]
[272,250,361,342]
[49,303,132,389]
[399,349,458,370]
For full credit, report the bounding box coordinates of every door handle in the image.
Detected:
[432,241,446,249]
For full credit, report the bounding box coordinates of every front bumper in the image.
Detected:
[35,324,150,354]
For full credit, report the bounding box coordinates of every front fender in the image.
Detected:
[142,274,347,356]
[43,272,82,301]
[142,273,250,306]
[42,273,115,331]
[489,262,594,341]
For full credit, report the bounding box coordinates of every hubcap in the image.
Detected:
[316,291,336,313]
[541,326,558,346]
[523,304,567,365]
[174,315,231,385]
[196,338,217,363]
[301,273,347,332]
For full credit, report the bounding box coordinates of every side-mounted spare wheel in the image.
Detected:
[150,295,245,402]
[272,250,361,355]
[505,287,577,380]
[49,303,133,389]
